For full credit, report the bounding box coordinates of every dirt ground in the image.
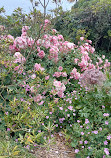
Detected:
[34,133,75,158]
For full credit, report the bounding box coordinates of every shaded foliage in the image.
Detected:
[53,0,111,52]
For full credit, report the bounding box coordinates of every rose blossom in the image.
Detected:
[31,74,36,79]
[80,37,84,41]
[37,50,45,59]
[34,63,44,71]
[45,75,49,80]
[58,66,63,71]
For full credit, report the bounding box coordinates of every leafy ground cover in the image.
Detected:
[0,19,111,158]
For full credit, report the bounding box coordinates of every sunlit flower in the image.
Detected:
[103,113,109,117]
[105,121,109,125]
[104,148,109,155]
[75,149,79,153]
[81,132,84,135]
[104,140,108,145]
[107,135,111,140]
[84,140,88,144]
[92,131,98,134]
[85,119,89,124]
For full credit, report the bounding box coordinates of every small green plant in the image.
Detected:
[0,130,36,158]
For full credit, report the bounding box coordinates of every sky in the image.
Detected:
[0,0,75,15]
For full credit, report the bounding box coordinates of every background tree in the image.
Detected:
[53,0,111,53]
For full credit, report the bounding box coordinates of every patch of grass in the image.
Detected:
[0,130,36,158]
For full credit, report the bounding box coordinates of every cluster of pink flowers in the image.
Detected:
[13,52,26,74]
[37,50,45,59]
[31,74,36,79]
[34,63,44,71]
[48,46,59,63]
[7,35,14,41]
[0,34,14,41]
[78,56,89,71]
[70,67,81,80]
[9,26,34,51]
[53,80,66,98]
[52,29,57,34]
[11,36,27,50]
[22,26,29,35]
[85,119,89,124]
[9,21,110,76]
[76,39,110,71]
[79,42,95,54]
[7,20,110,98]
[104,148,110,155]
[40,19,51,32]
[14,65,23,74]
[53,71,67,78]
[36,31,75,63]
[59,117,65,123]
[14,52,26,63]
[4,21,110,76]
[2,18,111,158]
[104,59,110,68]
[59,41,75,55]
[33,94,43,102]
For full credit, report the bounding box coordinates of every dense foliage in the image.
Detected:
[53,0,111,53]
[0,1,111,157]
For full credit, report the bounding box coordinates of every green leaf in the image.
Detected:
[70,140,78,147]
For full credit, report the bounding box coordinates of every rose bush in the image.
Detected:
[0,19,111,157]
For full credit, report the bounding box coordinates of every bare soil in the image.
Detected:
[34,133,75,158]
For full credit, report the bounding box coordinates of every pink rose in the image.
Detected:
[80,37,84,41]
[62,72,67,77]
[7,35,14,41]
[37,50,45,59]
[22,26,29,33]
[44,19,51,24]
[14,52,26,63]
[45,75,49,80]
[31,74,36,79]
[14,65,20,71]
[34,63,44,71]
[58,66,63,71]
